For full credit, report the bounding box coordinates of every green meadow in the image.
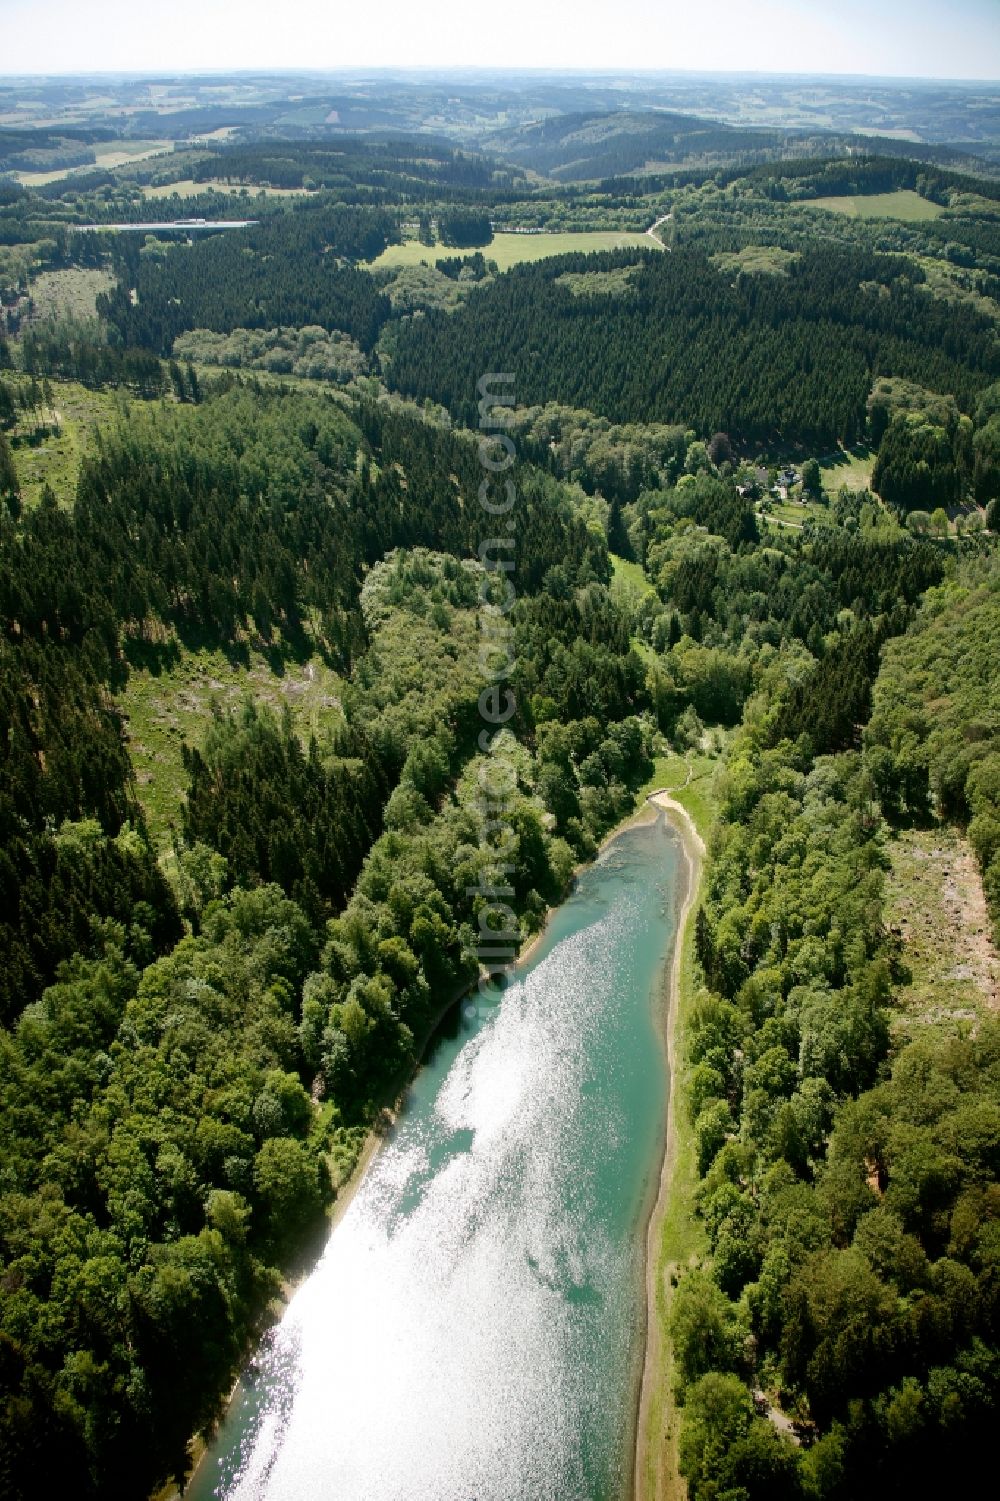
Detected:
[368,229,656,273]
[806,188,945,221]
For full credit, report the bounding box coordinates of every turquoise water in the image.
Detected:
[188,810,684,1501]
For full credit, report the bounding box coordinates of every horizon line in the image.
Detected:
[1,64,1000,86]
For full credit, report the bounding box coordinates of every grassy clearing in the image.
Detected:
[806,189,945,222]
[668,761,719,841]
[633,746,721,837]
[766,501,806,526]
[26,267,116,323]
[818,443,875,494]
[556,264,642,297]
[368,230,656,273]
[611,552,656,608]
[120,644,345,853]
[885,823,999,1036]
[632,638,661,670]
[637,753,691,801]
[763,498,833,529]
[7,377,129,510]
[711,245,799,277]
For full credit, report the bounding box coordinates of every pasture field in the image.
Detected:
[805,189,945,221]
[92,140,173,170]
[368,229,656,272]
[14,139,171,186]
[142,178,313,199]
[14,165,91,188]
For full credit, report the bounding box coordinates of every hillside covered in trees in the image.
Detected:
[866,561,1000,940]
[386,244,999,445]
[670,559,1000,1500]
[0,378,660,1499]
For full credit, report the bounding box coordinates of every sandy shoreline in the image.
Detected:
[633,790,706,1501]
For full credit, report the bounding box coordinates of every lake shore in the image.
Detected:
[327,798,665,1236]
[633,790,706,1501]
[173,960,480,1500]
[174,794,667,1501]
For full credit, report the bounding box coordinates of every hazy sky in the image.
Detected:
[2,0,999,80]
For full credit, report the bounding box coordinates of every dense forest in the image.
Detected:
[386,245,999,444]
[98,204,399,354]
[671,563,1000,1499]
[187,137,518,196]
[866,561,1000,940]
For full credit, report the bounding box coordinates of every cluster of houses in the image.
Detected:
[736,464,801,501]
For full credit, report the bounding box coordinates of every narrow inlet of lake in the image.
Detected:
[188,808,684,1501]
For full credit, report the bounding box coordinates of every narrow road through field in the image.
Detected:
[758,508,804,531]
[646,212,672,249]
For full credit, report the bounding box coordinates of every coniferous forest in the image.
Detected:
[1,62,1000,1501]
[387,245,999,442]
